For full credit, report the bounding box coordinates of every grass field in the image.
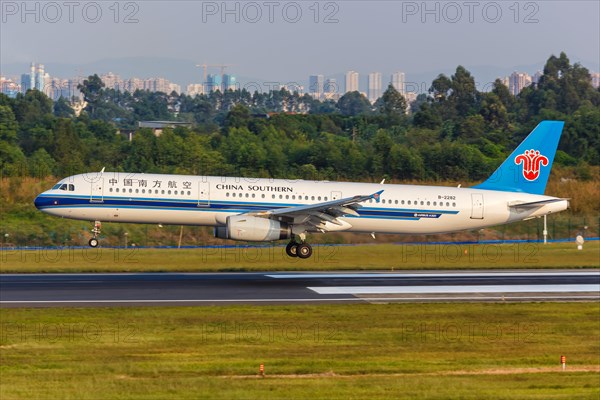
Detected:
[1,303,599,399]
[1,241,598,273]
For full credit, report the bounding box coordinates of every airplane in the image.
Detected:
[34,120,568,259]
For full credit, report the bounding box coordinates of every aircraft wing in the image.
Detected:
[248,190,383,231]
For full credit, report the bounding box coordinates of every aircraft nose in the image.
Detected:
[34,194,51,209]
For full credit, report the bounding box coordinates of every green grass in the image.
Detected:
[1,241,598,273]
[1,303,599,399]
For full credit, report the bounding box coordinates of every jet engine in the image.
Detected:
[214,215,291,241]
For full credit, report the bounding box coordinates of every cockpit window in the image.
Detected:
[53,183,75,191]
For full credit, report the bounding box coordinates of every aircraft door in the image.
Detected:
[198,181,210,207]
[331,191,342,200]
[470,193,484,219]
[90,178,104,203]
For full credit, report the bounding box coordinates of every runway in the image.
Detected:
[1,270,599,307]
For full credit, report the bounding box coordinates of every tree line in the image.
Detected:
[1,52,598,183]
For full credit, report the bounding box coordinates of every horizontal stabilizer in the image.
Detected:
[508,198,569,209]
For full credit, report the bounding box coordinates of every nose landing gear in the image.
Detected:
[89,221,101,247]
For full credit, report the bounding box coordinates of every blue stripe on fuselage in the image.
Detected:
[34,194,459,220]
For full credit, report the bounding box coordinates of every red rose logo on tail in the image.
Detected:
[514,149,549,181]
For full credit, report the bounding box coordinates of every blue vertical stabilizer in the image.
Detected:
[473,121,564,195]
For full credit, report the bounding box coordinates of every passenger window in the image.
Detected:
[261,194,265,198]
[427,201,430,206]
[245,193,249,198]
[324,197,328,201]
[174,190,178,195]
[116,188,120,193]
[395,200,398,204]
[446,202,450,207]
[109,188,113,192]
[136,189,139,193]
[452,202,456,207]
[279,195,283,199]
[232,193,236,197]
[408,200,411,205]
[226,193,230,197]
[401,200,405,205]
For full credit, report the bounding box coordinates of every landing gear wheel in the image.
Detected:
[89,221,102,248]
[286,242,299,257]
[297,243,313,259]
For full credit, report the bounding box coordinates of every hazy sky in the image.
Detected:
[2,1,599,83]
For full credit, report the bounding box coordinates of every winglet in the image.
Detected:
[371,190,384,203]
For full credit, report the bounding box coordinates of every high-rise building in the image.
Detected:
[206,74,222,92]
[34,64,45,92]
[20,74,32,92]
[345,71,359,93]
[591,72,600,89]
[508,72,532,96]
[101,72,123,91]
[391,71,405,95]
[309,75,324,99]
[187,84,205,96]
[1,76,20,98]
[223,74,237,91]
[532,70,543,85]
[368,72,382,103]
[324,78,338,94]
[29,63,35,91]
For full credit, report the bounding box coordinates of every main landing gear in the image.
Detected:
[89,221,101,248]
[285,235,313,259]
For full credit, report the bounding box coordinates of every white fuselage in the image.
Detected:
[34,173,568,235]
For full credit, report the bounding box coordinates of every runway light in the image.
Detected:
[561,355,566,371]
[259,364,265,377]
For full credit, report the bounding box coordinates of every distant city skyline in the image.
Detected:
[3,61,600,102]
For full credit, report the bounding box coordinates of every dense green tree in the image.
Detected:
[377,84,408,117]
[54,97,75,118]
[337,91,372,116]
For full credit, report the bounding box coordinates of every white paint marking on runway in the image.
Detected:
[269,272,600,279]
[308,284,600,295]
